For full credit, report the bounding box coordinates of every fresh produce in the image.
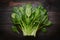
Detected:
[11,4,52,37]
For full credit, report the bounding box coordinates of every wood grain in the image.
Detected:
[0,1,60,40]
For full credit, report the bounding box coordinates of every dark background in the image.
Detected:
[0,0,60,40]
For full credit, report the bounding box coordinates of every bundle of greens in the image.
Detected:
[11,4,52,37]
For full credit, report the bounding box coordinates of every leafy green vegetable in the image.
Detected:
[11,4,52,37]
[41,28,47,33]
[11,26,19,34]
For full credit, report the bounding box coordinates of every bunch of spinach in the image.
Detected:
[11,4,52,37]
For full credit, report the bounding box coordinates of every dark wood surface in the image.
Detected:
[0,1,60,40]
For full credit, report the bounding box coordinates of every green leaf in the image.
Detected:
[25,4,32,17]
[11,13,16,18]
[11,26,19,33]
[13,7,19,13]
[45,21,52,26]
[41,28,47,33]
[19,7,24,15]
